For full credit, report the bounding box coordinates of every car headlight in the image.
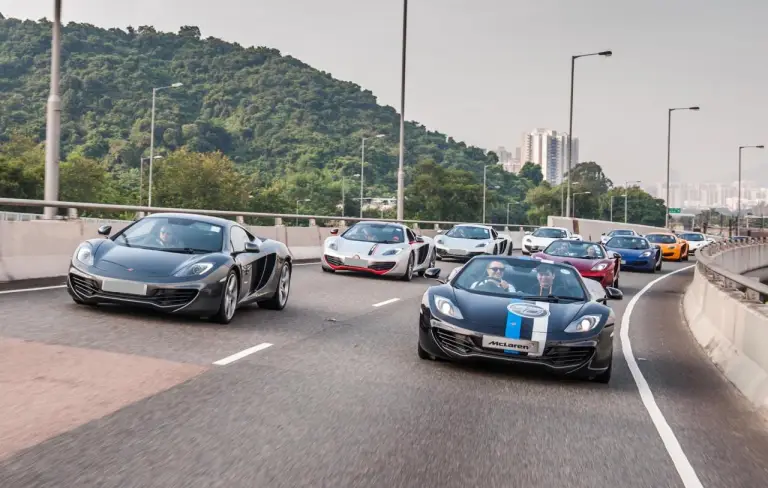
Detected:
[591,262,608,271]
[436,239,444,245]
[327,241,338,251]
[174,262,215,277]
[640,251,652,257]
[433,296,463,319]
[564,314,602,333]
[475,243,486,248]
[74,244,94,266]
[382,248,403,256]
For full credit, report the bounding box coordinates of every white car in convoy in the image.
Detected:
[600,229,641,244]
[434,224,513,260]
[675,231,713,254]
[521,226,582,255]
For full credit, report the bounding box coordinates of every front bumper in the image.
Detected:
[418,312,613,376]
[435,245,486,260]
[580,270,613,287]
[66,263,225,315]
[618,257,655,270]
[322,251,407,276]
[521,243,543,254]
[661,248,683,260]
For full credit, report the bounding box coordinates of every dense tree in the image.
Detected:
[599,187,666,226]
[519,162,543,187]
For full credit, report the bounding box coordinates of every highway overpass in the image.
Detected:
[0,198,767,488]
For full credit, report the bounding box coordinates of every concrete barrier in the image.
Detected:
[547,216,669,241]
[683,242,768,416]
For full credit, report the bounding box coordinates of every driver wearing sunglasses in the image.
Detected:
[470,260,515,292]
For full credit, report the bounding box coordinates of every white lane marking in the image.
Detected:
[0,285,66,295]
[372,298,401,307]
[213,343,273,365]
[620,264,701,488]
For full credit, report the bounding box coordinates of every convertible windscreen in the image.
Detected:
[453,257,587,301]
[532,228,568,238]
[445,226,490,240]
[544,241,605,259]
[678,233,704,241]
[606,237,650,250]
[610,230,635,236]
[342,223,405,244]
[114,217,225,253]
[645,234,677,244]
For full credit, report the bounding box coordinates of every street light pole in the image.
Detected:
[482,164,488,224]
[737,145,764,235]
[665,106,700,228]
[360,135,384,218]
[572,191,590,218]
[563,50,612,218]
[148,82,183,208]
[610,195,614,222]
[396,0,408,222]
[43,0,62,220]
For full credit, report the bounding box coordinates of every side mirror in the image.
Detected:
[97,225,112,236]
[436,229,443,234]
[601,232,606,236]
[605,287,623,300]
[611,251,621,259]
[244,242,260,253]
[415,236,425,243]
[330,228,339,235]
[572,234,582,240]
[525,231,531,235]
[424,267,441,279]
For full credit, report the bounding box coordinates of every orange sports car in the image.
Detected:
[645,233,689,261]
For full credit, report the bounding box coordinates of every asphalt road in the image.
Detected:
[1,256,767,487]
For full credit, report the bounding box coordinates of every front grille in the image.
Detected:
[542,346,594,367]
[69,273,198,309]
[625,260,650,266]
[324,255,343,266]
[433,329,473,354]
[369,261,396,272]
[662,252,675,257]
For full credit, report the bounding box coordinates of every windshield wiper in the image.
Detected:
[517,294,584,302]
[161,247,212,254]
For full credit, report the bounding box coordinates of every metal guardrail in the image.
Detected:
[0,198,539,230]
[696,237,768,303]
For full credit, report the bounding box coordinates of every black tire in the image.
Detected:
[592,357,612,384]
[656,256,662,271]
[321,265,334,273]
[259,262,291,310]
[212,269,239,324]
[613,271,619,289]
[493,245,498,255]
[401,254,415,281]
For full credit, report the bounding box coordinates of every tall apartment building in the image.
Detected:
[520,129,579,185]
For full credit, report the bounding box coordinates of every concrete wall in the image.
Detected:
[683,243,768,415]
[547,216,669,242]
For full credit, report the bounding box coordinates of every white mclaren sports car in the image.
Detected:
[521,226,582,255]
[322,221,436,280]
[434,224,513,260]
[600,229,640,244]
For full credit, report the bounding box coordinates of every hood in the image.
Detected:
[91,240,211,277]
[332,237,407,257]
[434,235,491,250]
[533,253,608,272]
[448,288,587,336]
[525,235,559,246]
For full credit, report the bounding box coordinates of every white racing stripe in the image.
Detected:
[373,298,400,307]
[213,343,273,365]
[620,264,702,488]
[0,285,66,295]
[529,301,550,357]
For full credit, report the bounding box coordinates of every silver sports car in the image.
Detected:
[322,221,436,280]
[434,224,513,260]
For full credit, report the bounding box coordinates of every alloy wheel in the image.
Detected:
[224,274,238,320]
[278,265,291,306]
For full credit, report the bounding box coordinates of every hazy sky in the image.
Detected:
[2,0,767,187]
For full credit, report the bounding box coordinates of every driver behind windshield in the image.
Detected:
[150,223,179,248]
[470,260,516,292]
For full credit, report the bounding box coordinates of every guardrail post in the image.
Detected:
[275,217,283,226]
[236,216,245,224]
[433,224,440,231]
[309,218,316,226]
[67,207,78,219]
[412,222,420,231]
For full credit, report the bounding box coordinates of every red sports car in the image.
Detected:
[532,239,620,288]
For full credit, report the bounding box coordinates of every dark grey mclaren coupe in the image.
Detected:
[66,213,293,324]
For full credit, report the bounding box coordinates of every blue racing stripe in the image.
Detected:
[504,298,523,354]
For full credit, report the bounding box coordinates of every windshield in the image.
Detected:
[532,228,568,238]
[609,230,635,236]
[452,257,587,301]
[543,240,605,259]
[645,234,677,244]
[678,233,704,241]
[606,236,650,250]
[446,226,491,240]
[342,222,405,244]
[114,217,224,253]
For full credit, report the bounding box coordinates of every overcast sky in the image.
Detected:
[2,0,767,187]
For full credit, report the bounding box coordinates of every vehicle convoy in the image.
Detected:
[600,228,640,244]
[322,221,436,280]
[675,231,713,254]
[645,232,689,261]
[522,227,582,255]
[418,256,622,383]
[434,224,513,260]
[531,240,620,288]
[66,213,293,324]
[604,235,662,272]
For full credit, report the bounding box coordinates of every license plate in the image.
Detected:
[482,335,538,354]
[621,259,626,265]
[345,258,368,267]
[449,249,467,255]
[101,278,148,296]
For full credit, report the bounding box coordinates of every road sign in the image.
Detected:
[669,208,681,214]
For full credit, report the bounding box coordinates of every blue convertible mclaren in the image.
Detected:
[419,256,623,383]
[603,235,662,272]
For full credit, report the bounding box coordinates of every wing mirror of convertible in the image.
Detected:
[330,228,339,235]
[97,225,112,236]
[424,267,444,282]
[604,286,623,300]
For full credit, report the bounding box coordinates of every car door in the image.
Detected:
[490,228,506,254]
[229,225,258,301]
[406,227,429,266]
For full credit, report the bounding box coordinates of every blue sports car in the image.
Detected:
[603,235,662,272]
